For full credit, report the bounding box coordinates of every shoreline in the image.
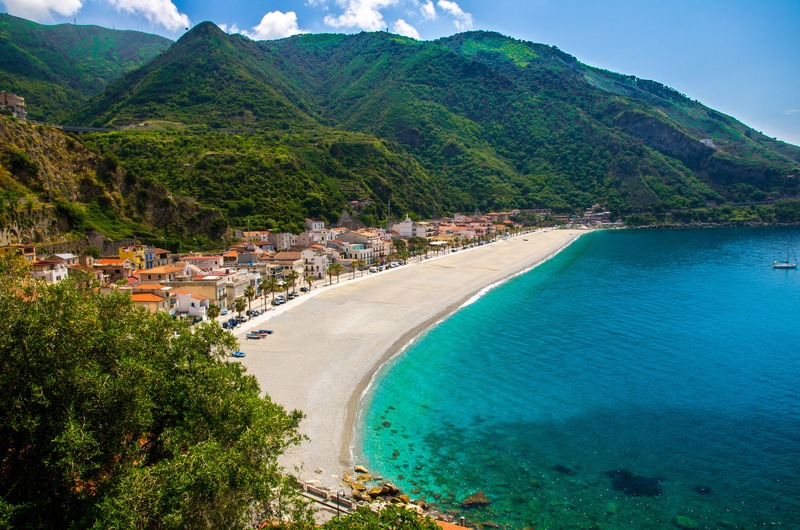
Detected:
[345,228,587,469]
[233,228,588,489]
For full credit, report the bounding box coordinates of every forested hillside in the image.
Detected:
[3,18,800,241]
[0,13,171,122]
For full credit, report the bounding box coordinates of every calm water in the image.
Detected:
[358,227,800,529]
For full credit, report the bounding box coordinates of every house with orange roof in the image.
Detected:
[130,292,170,314]
[269,251,305,278]
[94,258,135,282]
[138,264,186,283]
[67,264,104,284]
[166,276,228,312]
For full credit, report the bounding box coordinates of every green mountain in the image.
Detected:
[0,13,171,122]
[4,18,800,238]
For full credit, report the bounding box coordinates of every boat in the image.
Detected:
[772,241,797,269]
[259,329,274,334]
[246,332,264,339]
[231,351,245,358]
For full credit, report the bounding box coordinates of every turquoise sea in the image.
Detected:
[358,227,800,529]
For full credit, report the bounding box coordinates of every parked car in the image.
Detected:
[300,287,309,292]
[236,315,248,323]
[221,309,229,315]
[288,292,299,299]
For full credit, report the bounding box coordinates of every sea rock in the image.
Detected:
[368,487,384,498]
[406,504,424,515]
[399,494,411,504]
[357,474,373,482]
[352,482,367,492]
[342,472,352,484]
[354,465,369,473]
[350,489,368,502]
[460,490,491,509]
[382,482,400,496]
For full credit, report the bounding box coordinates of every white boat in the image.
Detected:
[772,241,797,269]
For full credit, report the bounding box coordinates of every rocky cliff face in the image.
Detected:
[0,117,226,246]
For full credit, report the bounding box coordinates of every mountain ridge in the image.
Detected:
[3,18,800,239]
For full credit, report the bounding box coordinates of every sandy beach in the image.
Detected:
[233,228,586,488]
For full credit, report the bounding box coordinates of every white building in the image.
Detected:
[31,260,68,283]
[301,247,331,279]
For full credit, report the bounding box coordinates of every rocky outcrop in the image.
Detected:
[460,490,491,509]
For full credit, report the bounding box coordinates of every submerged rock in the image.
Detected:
[552,464,577,476]
[693,485,713,495]
[605,469,662,496]
[460,490,492,509]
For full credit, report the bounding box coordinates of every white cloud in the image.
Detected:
[2,0,82,21]
[241,11,308,40]
[392,18,419,39]
[785,109,800,116]
[107,0,190,32]
[437,0,472,30]
[323,0,399,31]
[218,23,240,34]
[420,0,436,20]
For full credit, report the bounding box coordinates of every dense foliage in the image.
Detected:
[320,505,439,529]
[0,13,171,122]
[0,255,312,528]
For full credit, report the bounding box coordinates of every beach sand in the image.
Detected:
[234,228,586,488]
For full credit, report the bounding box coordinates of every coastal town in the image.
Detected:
[1,208,611,323]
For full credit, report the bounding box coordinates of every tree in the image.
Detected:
[304,274,314,291]
[206,302,221,321]
[0,254,313,528]
[327,262,343,284]
[244,284,256,315]
[354,259,366,277]
[348,261,357,279]
[285,269,300,294]
[261,277,278,310]
[321,505,439,529]
[234,296,247,317]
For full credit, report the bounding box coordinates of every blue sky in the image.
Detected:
[3,0,799,147]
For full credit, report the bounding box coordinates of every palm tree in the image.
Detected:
[326,263,336,286]
[355,259,366,277]
[234,297,247,318]
[304,274,314,291]
[261,277,278,309]
[206,303,221,321]
[348,261,357,279]
[332,262,344,284]
[244,285,255,316]
[285,269,300,294]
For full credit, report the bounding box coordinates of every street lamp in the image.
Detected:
[336,489,345,519]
